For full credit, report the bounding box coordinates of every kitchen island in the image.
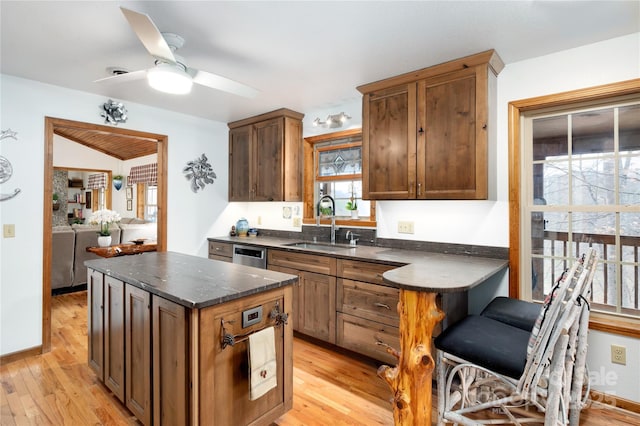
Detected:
[85,251,297,426]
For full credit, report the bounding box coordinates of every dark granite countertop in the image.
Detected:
[85,251,298,309]
[208,236,508,293]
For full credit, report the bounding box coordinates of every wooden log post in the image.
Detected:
[378,289,445,425]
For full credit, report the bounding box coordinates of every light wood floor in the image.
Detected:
[1,291,639,425]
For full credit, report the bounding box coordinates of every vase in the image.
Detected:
[98,235,112,247]
[236,218,249,237]
[351,210,359,219]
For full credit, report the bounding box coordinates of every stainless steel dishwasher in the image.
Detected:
[232,244,267,269]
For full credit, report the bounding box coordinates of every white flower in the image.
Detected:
[88,209,121,225]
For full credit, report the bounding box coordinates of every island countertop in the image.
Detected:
[85,251,298,309]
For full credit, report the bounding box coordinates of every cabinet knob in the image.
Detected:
[417,183,422,197]
[418,127,424,134]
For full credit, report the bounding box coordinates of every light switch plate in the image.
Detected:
[3,224,15,238]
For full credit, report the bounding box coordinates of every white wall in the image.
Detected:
[1,32,638,402]
[0,74,228,355]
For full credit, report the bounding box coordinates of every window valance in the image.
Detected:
[87,173,107,189]
[128,163,157,185]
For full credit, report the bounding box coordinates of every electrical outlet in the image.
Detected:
[3,224,15,238]
[292,217,302,227]
[398,221,414,234]
[257,216,262,225]
[611,344,626,365]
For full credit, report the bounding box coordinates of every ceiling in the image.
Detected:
[1,1,638,125]
[54,126,158,161]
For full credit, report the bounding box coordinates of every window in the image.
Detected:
[303,129,376,226]
[145,184,157,222]
[509,80,640,337]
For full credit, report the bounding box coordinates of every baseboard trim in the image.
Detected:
[0,345,42,366]
[590,390,640,414]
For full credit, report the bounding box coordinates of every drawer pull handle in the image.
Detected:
[374,302,391,310]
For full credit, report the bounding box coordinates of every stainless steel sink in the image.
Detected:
[283,242,353,252]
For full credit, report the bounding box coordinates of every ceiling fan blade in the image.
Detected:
[94,69,147,84]
[120,7,175,64]
[190,69,258,99]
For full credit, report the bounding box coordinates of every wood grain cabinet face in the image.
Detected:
[125,285,151,426]
[208,241,233,262]
[359,50,502,200]
[268,250,336,343]
[228,109,304,202]
[104,276,125,403]
[362,84,416,200]
[87,269,104,380]
[152,295,188,426]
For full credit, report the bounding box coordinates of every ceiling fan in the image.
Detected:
[96,7,258,98]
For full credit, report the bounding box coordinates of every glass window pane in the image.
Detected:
[620,154,640,205]
[572,108,614,154]
[571,155,615,206]
[539,161,569,205]
[318,146,362,177]
[619,104,640,152]
[571,212,616,237]
[533,115,568,161]
[621,263,638,312]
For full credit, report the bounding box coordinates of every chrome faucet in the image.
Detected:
[317,194,338,244]
[346,230,359,247]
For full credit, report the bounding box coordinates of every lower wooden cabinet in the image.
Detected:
[104,276,125,402]
[88,267,293,426]
[208,241,233,262]
[268,250,337,344]
[87,269,104,380]
[125,285,151,426]
[336,313,399,365]
[152,295,188,426]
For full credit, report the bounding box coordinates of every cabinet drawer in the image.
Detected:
[268,249,336,275]
[209,241,233,258]
[336,313,399,365]
[337,279,399,327]
[209,254,233,263]
[337,259,398,285]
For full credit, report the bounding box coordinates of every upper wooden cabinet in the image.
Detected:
[358,50,504,200]
[228,108,304,201]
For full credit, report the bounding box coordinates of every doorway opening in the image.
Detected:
[43,117,168,353]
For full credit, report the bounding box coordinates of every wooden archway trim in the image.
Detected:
[42,117,168,353]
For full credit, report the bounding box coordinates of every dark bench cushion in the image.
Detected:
[480,297,541,332]
[435,315,531,379]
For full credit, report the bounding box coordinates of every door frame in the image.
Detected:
[42,117,168,353]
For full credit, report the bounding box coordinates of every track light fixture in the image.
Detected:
[312,112,352,128]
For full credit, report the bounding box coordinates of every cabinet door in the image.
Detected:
[104,276,125,402]
[417,67,487,199]
[126,285,151,426]
[87,269,104,380]
[229,124,252,201]
[268,264,302,331]
[299,271,336,344]
[363,84,417,199]
[253,117,283,201]
[152,295,188,426]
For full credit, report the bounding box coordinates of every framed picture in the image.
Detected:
[85,191,91,208]
[127,199,133,211]
[126,186,133,200]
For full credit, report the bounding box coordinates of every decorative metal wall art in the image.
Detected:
[183,153,216,193]
[100,99,128,125]
[0,129,21,201]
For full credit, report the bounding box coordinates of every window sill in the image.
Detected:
[588,312,640,338]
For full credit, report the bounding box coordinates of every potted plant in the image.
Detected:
[88,209,121,247]
[113,174,124,191]
[52,193,60,210]
[346,185,358,219]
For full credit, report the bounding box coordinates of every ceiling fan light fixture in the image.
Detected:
[147,63,193,95]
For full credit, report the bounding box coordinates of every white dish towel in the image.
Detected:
[248,326,277,401]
